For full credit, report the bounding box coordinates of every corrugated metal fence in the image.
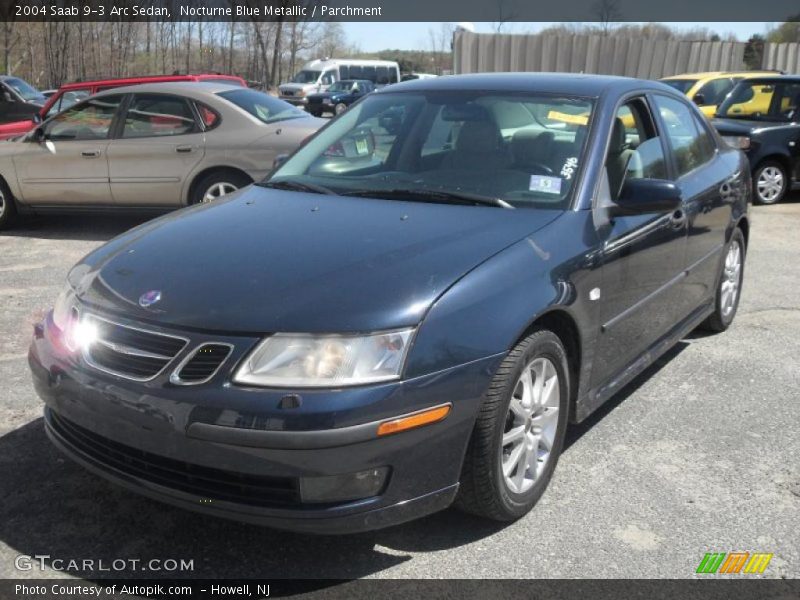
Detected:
[763,43,800,73]
[453,31,746,78]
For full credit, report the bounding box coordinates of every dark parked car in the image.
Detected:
[306,79,374,117]
[0,75,45,126]
[30,74,750,533]
[713,76,800,204]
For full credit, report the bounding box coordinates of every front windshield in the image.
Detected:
[5,77,42,101]
[267,91,594,210]
[717,80,800,121]
[328,81,354,93]
[218,88,307,124]
[662,79,697,94]
[292,70,321,84]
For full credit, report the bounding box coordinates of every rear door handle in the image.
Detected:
[175,145,194,153]
[81,150,100,158]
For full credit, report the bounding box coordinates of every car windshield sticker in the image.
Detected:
[355,137,369,155]
[561,157,579,180]
[547,110,589,126]
[529,175,562,194]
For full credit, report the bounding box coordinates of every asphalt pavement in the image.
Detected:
[0,197,798,580]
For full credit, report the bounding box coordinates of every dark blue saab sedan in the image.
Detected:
[29,74,750,533]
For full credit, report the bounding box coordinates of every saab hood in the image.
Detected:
[75,187,561,334]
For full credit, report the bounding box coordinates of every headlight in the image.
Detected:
[52,284,76,333]
[50,265,97,351]
[721,135,750,150]
[233,329,414,387]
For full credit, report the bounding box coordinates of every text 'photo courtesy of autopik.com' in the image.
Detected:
[0,0,799,598]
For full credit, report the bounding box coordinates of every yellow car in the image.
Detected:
[660,71,781,118]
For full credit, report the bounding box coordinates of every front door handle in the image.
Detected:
[81,150,100,158]
[175,145,194,153]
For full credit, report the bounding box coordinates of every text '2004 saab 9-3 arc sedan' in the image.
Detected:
[0,82,324,229]
[29,73,750,534]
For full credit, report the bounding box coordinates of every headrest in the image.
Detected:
[609,118,626,155]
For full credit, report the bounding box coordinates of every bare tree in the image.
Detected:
[593,0,622,36]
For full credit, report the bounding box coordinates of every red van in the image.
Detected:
[0,73,246,140]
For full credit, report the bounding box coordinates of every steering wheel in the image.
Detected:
[527,162,554,175]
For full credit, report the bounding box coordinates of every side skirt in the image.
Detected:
[574,301,714,423]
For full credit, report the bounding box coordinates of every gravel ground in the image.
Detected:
[0,197,798,581]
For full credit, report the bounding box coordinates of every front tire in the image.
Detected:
[701,228,746,332]
[334,102,348,116]
[0,178,17,231]
[190,170,251,205]
[753,160,788,205]
[456,329,570,521]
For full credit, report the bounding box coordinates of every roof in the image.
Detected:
[93,81,243,97]
[57,73,243,91]
[379,72,669,97]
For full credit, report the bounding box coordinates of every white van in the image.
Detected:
[279,59,400,106]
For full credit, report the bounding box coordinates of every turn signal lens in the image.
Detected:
[376,404,451,437]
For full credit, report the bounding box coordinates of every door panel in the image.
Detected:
[653,95,731,311]
[12,140,111,205]
[591,98,688,387]
[593,211,687,386]
[107,134,205,206]
[11,95,123,205]
[108,94,205,206]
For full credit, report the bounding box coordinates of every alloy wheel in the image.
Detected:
[720,240,742,318]
[335,103,347,115]
[501,357,560,494]
[203,182,238,203]
[756,166,784,204]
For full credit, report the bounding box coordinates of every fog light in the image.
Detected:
[299,467,390,504]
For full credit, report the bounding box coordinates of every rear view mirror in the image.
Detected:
[441,103,489,122]
[614,178,682,214]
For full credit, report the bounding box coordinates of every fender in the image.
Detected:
[406,210,604,415]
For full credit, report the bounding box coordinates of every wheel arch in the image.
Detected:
[754,153,792,176]
[512,307,583,422]
[735,215,750,249]
[186,166,254,206]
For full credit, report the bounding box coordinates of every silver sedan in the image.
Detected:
[0,82,325,228]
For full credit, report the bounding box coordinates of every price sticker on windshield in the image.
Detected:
[355,137,369,155]
[529,175,562,194]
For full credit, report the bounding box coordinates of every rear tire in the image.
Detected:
[455,329,570,521]
[190,170,251,205]
[700,228,745,332]
[753,160,788,205]
[0,178,18,231]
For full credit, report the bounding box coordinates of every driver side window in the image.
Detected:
[45,95,123,141]
[605,99,667,200]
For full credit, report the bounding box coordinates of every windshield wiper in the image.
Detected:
[259,180,339,196]
[342,188,514,209]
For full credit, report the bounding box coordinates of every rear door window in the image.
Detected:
[654,95,715,177]
[122,94,198,138]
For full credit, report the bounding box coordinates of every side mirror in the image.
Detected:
[30,127,46,143]
[692,93,706,106]
[273,153,289,169]
[614,178,682,214]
